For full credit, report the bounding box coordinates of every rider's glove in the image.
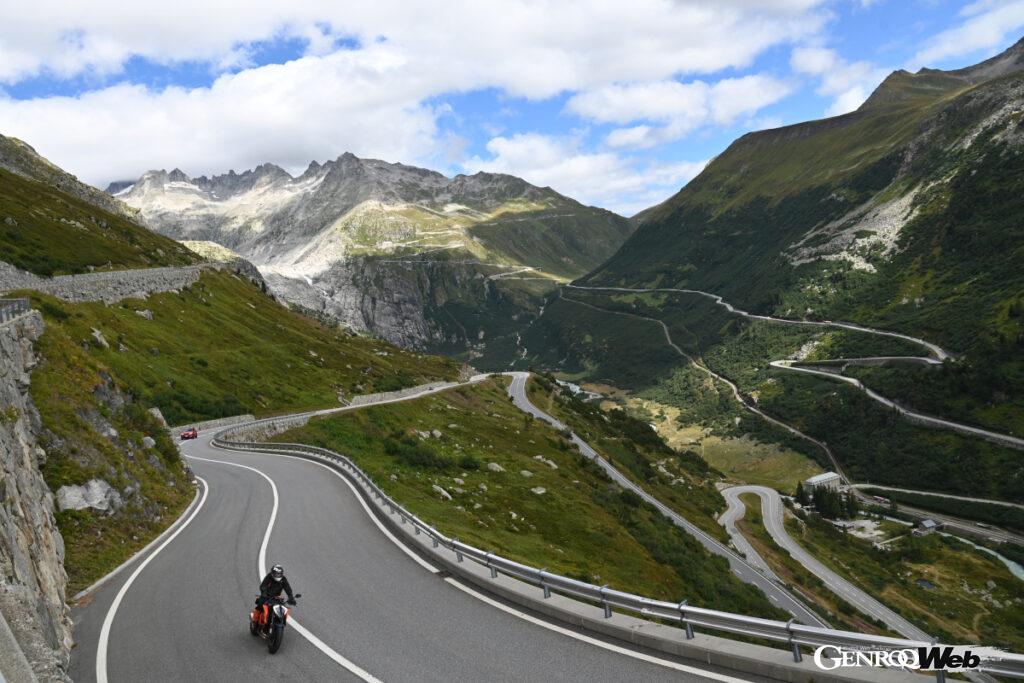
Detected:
[287,598,297,606]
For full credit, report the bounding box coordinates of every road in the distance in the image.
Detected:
[504,372,826,627]
[719,486,928,640]
[70,412,756,682]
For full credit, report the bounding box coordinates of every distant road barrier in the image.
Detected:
[211,414,1024,681]
[0,298,30,324]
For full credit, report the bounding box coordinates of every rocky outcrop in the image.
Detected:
[55,480,123,513]
[0,311,72,681]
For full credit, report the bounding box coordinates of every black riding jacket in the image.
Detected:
[259,572,294,601]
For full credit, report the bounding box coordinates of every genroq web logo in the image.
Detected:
[813,646,982,672]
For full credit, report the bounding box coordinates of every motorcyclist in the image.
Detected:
[256,564,296,625]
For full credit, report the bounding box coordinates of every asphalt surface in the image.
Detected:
[719,486,929,640]
[70,423,759,682]
[504,372,826,628]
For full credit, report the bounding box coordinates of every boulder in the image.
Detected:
[90,328,110,349]
[56,479,123,513]
[486,462,505,473]
[431,484,452,500]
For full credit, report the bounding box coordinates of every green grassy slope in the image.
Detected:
[273,377,786,618]
[470,206,634,280]
[22,271,457,589]
[0,166,198,276]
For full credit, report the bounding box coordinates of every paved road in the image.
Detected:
[770,360,1024,451]
[719,486,928,640]
[504,372,826,627]
[70,405,759,682]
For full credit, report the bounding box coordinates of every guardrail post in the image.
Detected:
[679,601,694,639]
[539,570,551,599]
[600,585,612,618]
[485,552,497,579]
[431,528,439,548]
[786,619,802,663]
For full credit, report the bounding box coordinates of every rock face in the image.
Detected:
[0,311,72,680]
[116,153,634,357]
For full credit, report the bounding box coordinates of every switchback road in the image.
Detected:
[69,385,759,683]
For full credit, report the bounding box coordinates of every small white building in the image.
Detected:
[913,518,941,536]
[804,471,841,492]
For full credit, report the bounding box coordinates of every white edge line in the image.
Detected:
[442,577,751,682]
[245,448,748,679]
[96,477,210,683]
[186,454,381,683]
[74,483,203,602]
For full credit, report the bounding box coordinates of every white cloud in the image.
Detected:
[463,133,706,216]
[567,75,794,149]
[1,1,828,91]
[0,0,827,208]
[790,46,889,115]
[911,0,1024,67]
[0,46,440,184]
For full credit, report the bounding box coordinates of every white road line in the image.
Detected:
[186,454,382,683]
[96,477,210,683]
[442,578,752,682]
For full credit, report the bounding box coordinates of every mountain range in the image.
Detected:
[113,154,633,353]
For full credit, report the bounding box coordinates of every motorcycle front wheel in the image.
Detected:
[268,625,284,654]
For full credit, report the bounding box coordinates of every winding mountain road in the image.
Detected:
[718,486,928,640]
[505,372,826,627]
[68,379,780,683]
[71,431,755,682]
[566,285,1024,452]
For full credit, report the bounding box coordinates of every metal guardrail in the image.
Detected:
[212,424,1024,680]
[0,298,30,324]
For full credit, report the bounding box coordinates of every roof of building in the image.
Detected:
[920,519,938,529]
[805,471,841,485]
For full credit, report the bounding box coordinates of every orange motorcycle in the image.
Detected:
[249,593,301,653]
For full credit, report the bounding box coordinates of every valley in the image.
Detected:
[1,18,1023,683]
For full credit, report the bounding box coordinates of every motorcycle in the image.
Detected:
[249,593,301,653]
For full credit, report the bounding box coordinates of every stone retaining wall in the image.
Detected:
[0,258,264,304]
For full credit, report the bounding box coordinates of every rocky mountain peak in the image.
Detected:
[860,35,1024,112]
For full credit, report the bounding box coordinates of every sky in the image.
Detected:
[1,1,1022,216]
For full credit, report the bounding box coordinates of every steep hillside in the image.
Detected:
[116,154,633,355]
[525,39,1024,504]
[586,38,1024,356]
[0,135,198,276]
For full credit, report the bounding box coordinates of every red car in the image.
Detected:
[180,427,198,441]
